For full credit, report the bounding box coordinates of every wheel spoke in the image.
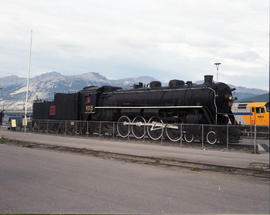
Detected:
[206,130,217,144]
[117,116,131,138]
[147,116,164,140]
[184,133,194,143]
[166,123,182,142]
[131,116,146,139]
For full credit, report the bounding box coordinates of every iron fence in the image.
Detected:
[7,118,270,153]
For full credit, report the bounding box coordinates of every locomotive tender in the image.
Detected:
[33,75,237,143]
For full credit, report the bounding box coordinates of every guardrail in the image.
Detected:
[7,119,270,153]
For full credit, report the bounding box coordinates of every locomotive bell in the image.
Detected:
[204,75,213,86]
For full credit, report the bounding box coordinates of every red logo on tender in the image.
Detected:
[49,105,56,116]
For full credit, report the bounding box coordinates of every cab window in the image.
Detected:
[255,107,265,113]
[266,103,270,112]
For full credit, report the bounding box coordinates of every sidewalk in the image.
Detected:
[0,129,269,170]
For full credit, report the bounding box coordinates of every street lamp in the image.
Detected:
[214,63,221,82]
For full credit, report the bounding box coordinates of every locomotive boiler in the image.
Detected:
[33,75,238,143]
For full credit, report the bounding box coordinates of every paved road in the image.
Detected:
[0,130,269,169]
[0,144,269,214]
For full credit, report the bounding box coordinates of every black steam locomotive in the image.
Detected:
[33,75,238,144]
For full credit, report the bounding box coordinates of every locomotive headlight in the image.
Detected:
[224,94,232,101]
[228,95,233,107]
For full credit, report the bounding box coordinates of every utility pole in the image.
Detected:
[0,88,2,125]
[214,62,221,82]
[0,88,3,111]
[0,88,2,106]
[24,30,32,132]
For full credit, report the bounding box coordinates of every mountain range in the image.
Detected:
[238,93,269,102]
[0,72,268,110]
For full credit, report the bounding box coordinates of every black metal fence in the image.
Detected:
[8,118,270,153]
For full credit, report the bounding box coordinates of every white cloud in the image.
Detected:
[0,0,268,90]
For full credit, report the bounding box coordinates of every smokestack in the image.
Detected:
[204,75,213,86]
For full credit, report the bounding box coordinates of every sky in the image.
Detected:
[0,0,269,90]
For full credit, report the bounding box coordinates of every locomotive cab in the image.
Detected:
[79,86,99,120]
[80,86,121,121]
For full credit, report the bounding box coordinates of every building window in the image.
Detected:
[238,103,247,109]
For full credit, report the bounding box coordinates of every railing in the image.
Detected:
[7,119,270,153]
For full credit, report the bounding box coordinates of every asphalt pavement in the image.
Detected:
[0,144,269,214]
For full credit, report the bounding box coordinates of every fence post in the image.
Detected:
[112,122,115,139]
[180,123,183,146]
[253,125,257,154]
[86,121,89,137]
[250,124,252,138]
[99,121,102,137]
[201,124,204,149]
[161,126,163,144]
[226,124,229,150]
[128,124,130,141]
[75,121,77,136]
[143,122,147,142]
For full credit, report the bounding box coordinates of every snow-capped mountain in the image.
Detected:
[0,72,156,110]
[0,72,268,110]
[229,85,268,100]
